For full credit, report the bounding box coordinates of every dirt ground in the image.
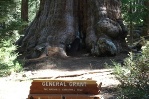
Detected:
[0,53,128,99]
[24,52,128,71]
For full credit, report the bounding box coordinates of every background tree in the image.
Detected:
[21,0,40,23]
[143,0,149,38]
[21,0,28,22]
[120,0,149,41]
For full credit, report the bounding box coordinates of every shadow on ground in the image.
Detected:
[24,53,128,71]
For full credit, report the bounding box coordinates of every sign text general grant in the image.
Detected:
[42,82,87,87]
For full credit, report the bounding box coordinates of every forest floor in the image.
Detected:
[0,52,128,99]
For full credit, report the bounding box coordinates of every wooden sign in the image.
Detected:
[28,79,102,99]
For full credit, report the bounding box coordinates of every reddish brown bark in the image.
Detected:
[17,0,128,59]
[21,0,28,22]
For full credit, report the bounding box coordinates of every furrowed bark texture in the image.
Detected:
[17,0,128,59]
[21,0,28,22]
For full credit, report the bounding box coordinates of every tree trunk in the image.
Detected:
[17,0,128,59]
[21,0,28,22]
[143,0,149,38]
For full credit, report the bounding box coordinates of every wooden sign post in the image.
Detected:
[28,79,102,99]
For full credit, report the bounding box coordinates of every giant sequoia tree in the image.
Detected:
[17,0,128,59]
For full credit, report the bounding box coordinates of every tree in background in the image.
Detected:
[122,0,149,39]
[21,0,40,24]
[21,0,28,22]
[143,0,149,38]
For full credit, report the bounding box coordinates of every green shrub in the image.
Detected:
[113,42,149,99]
[0,32,23,77]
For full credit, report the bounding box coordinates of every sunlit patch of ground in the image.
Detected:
[0,69,120,99]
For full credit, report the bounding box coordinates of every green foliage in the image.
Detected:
[113,42,149,98]
[122,0,146,25]
[0,0,24,77]
[0,0,19,23]
[0,0,22,33]
[0,0,40,76]
[0,32,23,77]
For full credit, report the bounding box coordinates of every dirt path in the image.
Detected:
[0,69,120,99]
[0,53,128,99]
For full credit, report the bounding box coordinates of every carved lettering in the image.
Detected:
[42,81,87,87]
[69,82,86,87]
[42,82,67,86]
[48,82,53,86]
[55,82,59,86]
